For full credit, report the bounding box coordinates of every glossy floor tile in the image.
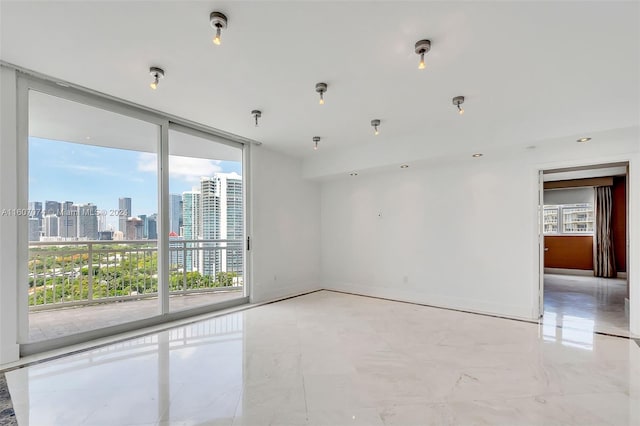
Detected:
[544,273,629,337]
[28,290,243,342]
[7,290,640,425]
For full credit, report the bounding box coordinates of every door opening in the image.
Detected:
[539,162,630,338]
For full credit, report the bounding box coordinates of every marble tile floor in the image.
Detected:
[6,290,640,426]
[544,274,630,337]
[28,290,244,342]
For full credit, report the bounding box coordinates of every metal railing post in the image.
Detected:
[87,242,94,301]
[182,241,187,293]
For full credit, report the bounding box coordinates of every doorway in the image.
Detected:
[540,162,630,337]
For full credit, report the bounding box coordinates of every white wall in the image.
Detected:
[249,145,321,303]
[319,133,640,329]
[321,156,538,319]
[0,66,20,363]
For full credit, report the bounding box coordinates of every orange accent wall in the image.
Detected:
[544,236,593,270]
[612,176,627,272]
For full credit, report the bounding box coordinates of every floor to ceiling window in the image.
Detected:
[19,72,249,353]
[167,127,245,313]
[27,89,161,343]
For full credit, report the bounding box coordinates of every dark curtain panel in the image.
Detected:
[593,186,616,278]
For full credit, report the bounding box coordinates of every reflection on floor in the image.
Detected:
[544,274,629,337]
[7,291,640,425]
[29,290,243,342]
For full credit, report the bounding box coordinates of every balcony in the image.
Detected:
[28,239,244,342]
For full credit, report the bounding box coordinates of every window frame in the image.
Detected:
[542,202,594,236]
[14,67,252,355]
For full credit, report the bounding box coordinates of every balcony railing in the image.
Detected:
[28,239,243,310]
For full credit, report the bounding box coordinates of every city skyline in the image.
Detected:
[29,137,242,228]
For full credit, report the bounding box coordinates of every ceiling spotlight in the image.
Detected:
[452,96,465,115]
[349,172,358,176]
[415,39,431,70]
[472,153,483,158]
[251,110,262,127]
[313,136,320,151]
[371,119,381,136]
[149,67,164,90]
[316,82,328,105]
[400,164,409,169]
[210,11,228,45]
[577,137,591,143]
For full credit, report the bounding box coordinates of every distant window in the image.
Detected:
[543,203,594,235]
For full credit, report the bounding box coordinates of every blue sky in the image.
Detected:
[29,138,242,228]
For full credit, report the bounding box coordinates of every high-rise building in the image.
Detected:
[118,197,131,237]
[147,214,158,240]
[28,201,43,238]
[221,175,243,273]
[43,214,58,237]
[200,177,220,277]
[28,218,40,241]
[77,203,98,240]
[97,210,108,232]
[139,214,147,238]
[204,174,244,275]
[28,201,42,220]
[44,200,61,216]
[182,190,200,272]
[169,194,182,235]
[59,201,77,239]
[177,175,243,277]
[126,217,144,240]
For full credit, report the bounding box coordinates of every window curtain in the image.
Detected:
[593,186,616,278]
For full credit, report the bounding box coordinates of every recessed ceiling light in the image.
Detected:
[472,153,483,158]
[316,83,328,105]
[349,172,358,176]
[149,67,164,90]
[400,164,409,168]
[415,39,431,70]
[577,137,591,143]
[210,11,228,45]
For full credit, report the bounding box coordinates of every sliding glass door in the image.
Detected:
[19,74,248,352]
[27,89,160,342]
[167,127,245,313]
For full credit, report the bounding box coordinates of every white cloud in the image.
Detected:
[137,153,157,173]
[137,153,223,183]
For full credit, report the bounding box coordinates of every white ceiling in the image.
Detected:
[1,1,639,172]
[29,90,242,161]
